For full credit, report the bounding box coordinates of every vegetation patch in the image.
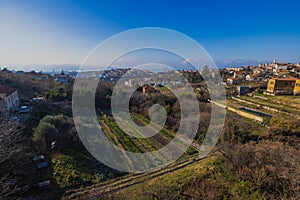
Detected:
[51,149,96,188]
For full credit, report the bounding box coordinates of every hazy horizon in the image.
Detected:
[1,58,297,72]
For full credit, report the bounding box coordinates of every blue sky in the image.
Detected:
[0,0,300,69]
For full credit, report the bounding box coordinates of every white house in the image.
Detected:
[246,74,264,82]
[227,77,240,85]
[233,71,245,79]
[292,67,300,76]
[125,79,133,86]
[273,63,288,71]
[54,75,68,84]
[0,85,20,117]
[271,60,288,74]
[253,68,265,75]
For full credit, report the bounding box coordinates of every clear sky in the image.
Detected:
[0,0,300,69]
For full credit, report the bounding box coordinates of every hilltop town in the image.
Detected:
[221,59,300,96]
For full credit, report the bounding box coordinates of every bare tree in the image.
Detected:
[221,141,300,199]
[0,120,27,198]
[0,120,24,165]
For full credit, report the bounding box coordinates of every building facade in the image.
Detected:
[266,77,298,95]
[294,79,300,95]
[0,85,20,117]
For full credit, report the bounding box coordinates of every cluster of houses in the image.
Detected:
[224,60,300,85]
[76,68,134,82]
[121,60,300,97]
[223,60,300,96]
[100,68,130,82]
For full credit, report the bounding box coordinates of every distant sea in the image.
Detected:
[0,59,270,73]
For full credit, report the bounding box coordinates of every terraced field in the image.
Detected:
[62,155,214,199]
[229,94,300,120]
[100,113,198,154]
[57,114,203,199]
[240,94,300,116]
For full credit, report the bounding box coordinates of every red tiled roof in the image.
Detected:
[272,77,298,81]
[249,74,262,77]
[276,63,289,67]
[293,67,300,72]
[254,68,264,71]
[0,85,17,96]
[234,71,245,74]
[227,77,239,80]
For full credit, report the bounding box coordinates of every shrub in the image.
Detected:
[221,141,300,199]
[33,122,58,149]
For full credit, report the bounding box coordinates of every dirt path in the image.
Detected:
[63,156,205,199]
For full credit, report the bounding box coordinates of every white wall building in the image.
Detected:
[0,85,20,117]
